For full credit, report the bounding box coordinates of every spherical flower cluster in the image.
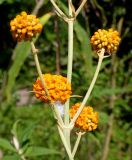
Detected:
[90,28,121,54]
[10,11,42,41]
[33,74,72,104]
[70,103,98,131]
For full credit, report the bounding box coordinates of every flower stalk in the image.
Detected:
[30,42,50,98]
[49,0,68,21]
[72,132,85,157]
[57,126,74,160]
[31,42,64,127]
[75,0,87,17]
[70,48,105,126]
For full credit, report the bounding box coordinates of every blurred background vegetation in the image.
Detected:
[0,0,132,159]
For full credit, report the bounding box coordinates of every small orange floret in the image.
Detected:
[90,28,121,54]
[10,11,42,41]
[33,74,72,104]
[70,103,98,131]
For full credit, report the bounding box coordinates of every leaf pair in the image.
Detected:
[0,120,61,159]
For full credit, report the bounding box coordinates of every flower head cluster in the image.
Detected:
[33,74,72,104]
[10,11,42,41]
[90,28,121,54]
[70,103,98,131]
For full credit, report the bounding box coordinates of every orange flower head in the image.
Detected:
[90,28,121,54]
[33,74,72,104]
[70,103,98,131]
[10,11,42,41]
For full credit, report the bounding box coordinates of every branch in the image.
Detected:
[57,126,74,160]
[50,0,68,21]
[72,132,85,157]
[64,0,74,151]
[75,0,87,17]
[69,48,105,126]
[31,42,64,126]
[31,42,50,97]
[32,0,44,15]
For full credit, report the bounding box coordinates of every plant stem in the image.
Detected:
[32,0,44,15]
[58,126,74,160]
[31,42,49,97]
[64,0,74,150]
[31,42,64,126]
[75,0,87,17]
[67,20,74,84]
[50,0,67,20]
[72,132,85,157]
[70,48,105,126]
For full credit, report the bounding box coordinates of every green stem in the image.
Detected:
[72,132,85,157]
[64,0,74,150]
[75,0,87,17]
[31,42,49,97]
[50,0,67,21]
[31,42,64,126]
[58,126,74,160]
[67,21,74,83]
[70,48,105,126]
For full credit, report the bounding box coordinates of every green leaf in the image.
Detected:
[5,13,52,103]
[39,12,52,26]
[25,146,61,157]
[11,120,36,148]
[0,0,14,4]
[0,0,4,4]
[74,21,93,75]
[21,123,36,144]
[5,40,30,104]
[11,120,21,138]
[3,155,20,160]
[88,133,101,147]
[99,112,109,125]
[0,138,16,152]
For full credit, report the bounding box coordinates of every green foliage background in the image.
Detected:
[0,0,132,159]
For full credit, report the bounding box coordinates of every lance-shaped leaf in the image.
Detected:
[0,138,16,152]
[3,155,21,160]
[25,146,61,157]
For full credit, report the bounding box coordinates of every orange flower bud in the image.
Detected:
[33,74,72,104]
[90,28,121,54]
[10,11,42,41]
[70,103,98,131]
